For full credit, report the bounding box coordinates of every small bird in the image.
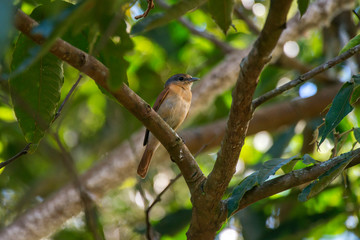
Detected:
[137,73,199,178]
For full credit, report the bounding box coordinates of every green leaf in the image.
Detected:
[257,156,297,184]
[227,155,297,217]
[208,0,234,34]
[227,172,258,217]
[10,1,86,77]
[302,154,317,165]
[297,0,310,17]
[10,34,63,152]
[339,34,360,55]
[354,128,360,143]
[101,19,133,90]
[131,0,207,35]
[318,82,354,146]
[298,155,353,202]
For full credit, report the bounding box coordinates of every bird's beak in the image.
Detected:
[189,77,200,82]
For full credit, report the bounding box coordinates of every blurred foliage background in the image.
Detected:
[1,0,360,239]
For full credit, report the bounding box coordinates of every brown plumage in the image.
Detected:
[137,74,199,178]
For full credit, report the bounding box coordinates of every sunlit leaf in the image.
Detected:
[318,82,354,146]
[10,34,63,152]
[131,0,207,34]
[339,35,360,55]
[208,0,234,34]
[298,153,353,202]
[297,0,310,17]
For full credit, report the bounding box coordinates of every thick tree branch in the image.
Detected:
[1,0,355,238]
[206,0,292,205]
[0,85,340,240]
[185,1,293,239]
[13,9,204,191]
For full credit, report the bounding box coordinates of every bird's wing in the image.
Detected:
[143,87,170,146]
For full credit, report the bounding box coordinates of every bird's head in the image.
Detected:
[164,74,200,87]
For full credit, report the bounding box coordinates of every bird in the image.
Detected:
[137,73,199,178]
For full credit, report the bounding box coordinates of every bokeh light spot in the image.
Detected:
[283,41,300,58]
[299,82,317,98]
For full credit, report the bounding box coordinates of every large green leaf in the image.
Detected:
[10,1,87,77]
[208,0,234,34]
[131,0,206,35]
[298,153,354,202]
[10,34,63,152]
[318,82,354,146]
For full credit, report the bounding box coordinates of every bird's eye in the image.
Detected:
[179,77,184,80]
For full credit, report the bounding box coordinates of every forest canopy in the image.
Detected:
[1,0,360,239]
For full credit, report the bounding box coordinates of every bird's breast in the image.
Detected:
[157,87,192,130]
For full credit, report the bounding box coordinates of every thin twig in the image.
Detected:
[156,0,235,54]
[53,74,82,123]
[252,44,360,109]
[52,133,105,240]
[135,0,154,20]
[233,7,260,35]
[0,143,31,169]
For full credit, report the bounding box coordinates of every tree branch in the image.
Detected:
[0,143,31,169]
[189,0,355,119]
[252,44,360,108]
[229,149,360,215]
[0,84,340,240]
[185,1,293,238]
[206,0,292,205]
[13,9,204,191]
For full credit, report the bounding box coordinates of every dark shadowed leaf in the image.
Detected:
[227,172,258,217]
[10,34,63,152]
[297,0,310,17]
[339,35,360,55]
[100,19,133,90]
[131,0,207,34]
[227,155,296,217]
[318,82,354,146]
[208,0,235,34]
[354,128,360,143]
[298,153,353,202]
[302,154,317,165]
[10,1,84,77]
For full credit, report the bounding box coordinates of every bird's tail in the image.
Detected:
[137,148,154,178]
